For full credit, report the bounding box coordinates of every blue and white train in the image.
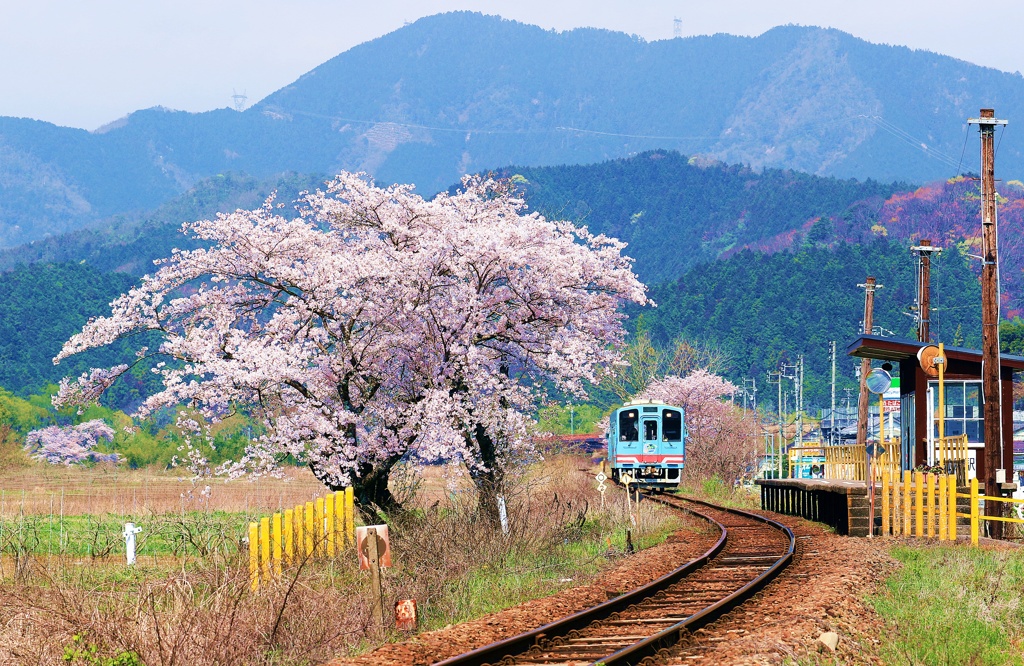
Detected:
[607,400,687,488]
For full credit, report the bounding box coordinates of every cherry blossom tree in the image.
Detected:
[24,420,117,465]
[638,370,759,481]
[54,172,647,518]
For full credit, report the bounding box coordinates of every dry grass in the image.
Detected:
[0,464,326,517]
[0,455,685,665]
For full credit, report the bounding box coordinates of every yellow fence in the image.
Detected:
[934,434,969,485]
[823,439,902,481]
[879,469,958,540]
[959,478,1024,545]
[248,487,355,591]
[880,470,1024,545]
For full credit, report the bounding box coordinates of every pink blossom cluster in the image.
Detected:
[638,370,759,480]
[24,419,118,465]
[54,173,647,485]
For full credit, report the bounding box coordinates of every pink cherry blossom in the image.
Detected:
[54,172,648,511]
[25,419,117,465]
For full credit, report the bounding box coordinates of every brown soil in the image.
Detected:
[662,509,894,665]
[327,513,719,666]
[328,506,898,666]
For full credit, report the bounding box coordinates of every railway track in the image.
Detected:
[435,494,794,666]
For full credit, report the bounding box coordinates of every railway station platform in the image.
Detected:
[755,478,876,537]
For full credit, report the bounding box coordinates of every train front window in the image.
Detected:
[619,411,639,441]
[663,410,682,441]
[644,419,658,441]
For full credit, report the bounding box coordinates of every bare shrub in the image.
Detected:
[0,456,683,664]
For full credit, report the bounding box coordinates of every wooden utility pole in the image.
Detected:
[857,277,880,447]
[970,108,1008,539]
[912,240,941,343]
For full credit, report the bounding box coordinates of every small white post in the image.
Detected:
[123,522,142,565]
[497,495,509,536]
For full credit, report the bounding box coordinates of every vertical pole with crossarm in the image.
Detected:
[969,108,1008,539]
[857,278,881,448]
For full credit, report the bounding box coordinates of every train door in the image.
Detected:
[616,408,641,469]
[642,415,659,458]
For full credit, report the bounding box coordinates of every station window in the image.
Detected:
[619,410,639,441]
[930,380,983,443]
[663,410,682,441]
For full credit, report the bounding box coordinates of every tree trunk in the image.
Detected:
[467,423,504,526]
[309,453,403,522]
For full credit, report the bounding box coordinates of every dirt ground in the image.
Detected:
[328,506,897,666]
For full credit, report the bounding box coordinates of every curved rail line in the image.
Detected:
[434,494,795,666]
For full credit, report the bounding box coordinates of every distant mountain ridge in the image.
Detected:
[0,152,904,286]
[3,12,1024,247]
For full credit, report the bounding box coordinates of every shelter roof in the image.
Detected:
[846,334,1024,371]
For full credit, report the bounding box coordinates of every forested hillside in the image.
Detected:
[640,238,984,407]
[0,172,322,275]
[0,151,905,283]
[0,263,159,405]
[505,152,904,283]
[3,12,1024,247]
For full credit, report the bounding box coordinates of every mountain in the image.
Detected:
[0,151,905,284]
[3,12,1024,247]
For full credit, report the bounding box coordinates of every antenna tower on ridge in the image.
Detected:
[232,89,248,112]
[673,18,682,38]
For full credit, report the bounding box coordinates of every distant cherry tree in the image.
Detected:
[638,370,759,481]
[24,420,117,465]
[54,172,647,518]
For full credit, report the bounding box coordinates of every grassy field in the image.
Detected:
[869,543,1024,666]
[0,455,691,665]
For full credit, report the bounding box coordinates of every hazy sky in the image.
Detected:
[4,1,1023,131]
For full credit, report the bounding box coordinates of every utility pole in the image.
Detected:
[830,341,837,445]
[970,108,1008,539]
[796,355,804,448]
[767,369,784,478]
[911,240,941,343]
[857,277,881,447]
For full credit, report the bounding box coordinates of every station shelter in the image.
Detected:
[846,334,1024,480]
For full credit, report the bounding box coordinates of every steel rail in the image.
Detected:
[595,495,796,665]
[434,495,795,666]
[432,501,728,666]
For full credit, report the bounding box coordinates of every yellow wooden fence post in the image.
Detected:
[272,512,283,575]
[948,474,957,540]
[294,504,304,561]
[892,469,901,536]
[304,500,315,557]
[314,497,325,557]
[345,487,355,545]
[284,508,294,565]
[342,489,350,549]
[882,469,890,536]
[970,477,980,546]
[249,522,259,592]
[926,473,935,539]
[938,475,947,541]
[921,467,929,532]
[260,517,271,580]
[326,492,336,557]
[903,470,911,537]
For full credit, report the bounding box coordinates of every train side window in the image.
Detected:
[619,411,638,441]
[644,419,658,441]
[663,410,682,442]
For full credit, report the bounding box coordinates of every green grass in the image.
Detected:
[869,544,1024,665]
[674,475,761,510]
[419,515,684,631]
[0,510,249,559]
